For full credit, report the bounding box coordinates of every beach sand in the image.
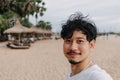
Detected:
[0,35,120,80]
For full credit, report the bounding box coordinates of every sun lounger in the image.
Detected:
[7,43,30,49]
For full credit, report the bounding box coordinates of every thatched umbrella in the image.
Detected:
[37,28,43,34]
[28,25,43,34]
[28,26,44,41]
[42,29,52,34]
[4,20,30,33]
[4,19,30,45]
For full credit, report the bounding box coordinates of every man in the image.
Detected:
[61,12,113,80]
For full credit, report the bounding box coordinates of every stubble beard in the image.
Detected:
[69,60,81,65]
[66,50,81,65]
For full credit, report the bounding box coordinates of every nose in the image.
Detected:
[70,41,78,51]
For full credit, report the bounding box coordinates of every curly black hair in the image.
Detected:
[61,12,97,42]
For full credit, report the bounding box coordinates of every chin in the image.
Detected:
[69,60,81,65]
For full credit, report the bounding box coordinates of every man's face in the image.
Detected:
[63,30,95,64]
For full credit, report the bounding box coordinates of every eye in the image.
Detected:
[64,39,72,44]
[77,40,84,44]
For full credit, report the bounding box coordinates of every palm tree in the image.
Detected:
[36,20,52,30]
[45,22,52,30]
[0,0,46,20]
[34,1,46,24]
[36,20,46,29]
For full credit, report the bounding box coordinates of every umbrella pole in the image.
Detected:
[18,33,21,46]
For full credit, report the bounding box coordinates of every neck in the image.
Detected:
[70,58,93,76]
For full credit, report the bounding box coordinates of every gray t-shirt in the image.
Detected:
[66,64,113,80]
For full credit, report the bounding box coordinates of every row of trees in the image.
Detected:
[0,0,52,41]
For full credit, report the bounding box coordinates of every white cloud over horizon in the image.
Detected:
[29,0,120,33]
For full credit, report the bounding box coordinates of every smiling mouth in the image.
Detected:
[67,52,81,56]
[66,50,81,57]
[67,51,80,54]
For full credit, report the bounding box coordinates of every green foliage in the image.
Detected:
[0,15,9,31]
[0,0,46,19]
[46,22,52,30]
[20,19,32,28]
[0,0,11,14]
[0,15,3,24]
[36,20,46,29]
[36,20,52,30]
[1,11,15,19]
[0,15,4,30]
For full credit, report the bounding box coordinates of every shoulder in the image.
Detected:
[88,65,113,80]
[90,70,113,80]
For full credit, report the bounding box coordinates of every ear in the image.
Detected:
[89,40,96,50]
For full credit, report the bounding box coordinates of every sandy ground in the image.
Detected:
[0,35,120,80]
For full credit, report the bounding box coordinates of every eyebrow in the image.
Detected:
[76,37,86,39]
[65,37,85,40]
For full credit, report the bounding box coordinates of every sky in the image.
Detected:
[29,0,120,33]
